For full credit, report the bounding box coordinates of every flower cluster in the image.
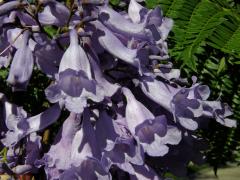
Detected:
[0,0,236,179]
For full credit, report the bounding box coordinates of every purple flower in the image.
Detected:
[0,1,22,16]
[34,37,63,77]
[130,164,160,180]
[96,111,144,174]
[128,0,147,24]
[122,87,181,156]
[38,1,70,27]
[38,109,110,179]
[0,132,41,175]
[59,158,110,180]
[148,133,207,177]
[45,29,104,113]
[0,93,27,138]
[0,0,236,178]
[7,30,34,91]
[87,46,120,97]
[0,93,42,175]
[36,113,81,179]
[0,56,10,68]
[2,103,61,147]
[98,5,148,35]
[90,20,140,68]
[139,76,236,130]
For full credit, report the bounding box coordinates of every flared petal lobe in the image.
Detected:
[38,2,70,27]
[122,87,178,156]
[96,111,144,174]
[139,77,236,130]
[2,104,61,147]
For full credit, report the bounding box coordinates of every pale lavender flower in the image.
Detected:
[122,87,181,156]
[2,103,61,147]
[139,76,236,130]
[38,1,70,27]
[7,30,34,90]
[90,20,140,68]
[45,29,104,113]
[0,1,22,16]
[38,109,110,179]
[36,113,81,179]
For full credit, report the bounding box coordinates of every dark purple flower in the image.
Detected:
[96,111,144,174]
[87,45,120,97]
[34,37,63,77]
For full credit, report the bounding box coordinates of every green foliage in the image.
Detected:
[0,68,51,115]
[43,26,59,38]
[146,0,240,71]
[66,0,74,8]
[0,147,8,163]
[110,0,120,6]
[197,53,240,172]
[208,16,240,57]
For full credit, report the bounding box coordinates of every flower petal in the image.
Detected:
[2,104,61,147]
[58,29,92,78]
[7,31,34,90]
[38,2,70,27]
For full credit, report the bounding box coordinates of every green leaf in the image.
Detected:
[154,0,240,69]
[208,15,240,56]
[110,0,120,6]
[43,26,58,38]
[180,46,197,71]
[145,0,161,8]
[217,57,226,74]
[0,69,8,79]
[66,0,74,8]
[234,61,240,64]
[0,147,8,163]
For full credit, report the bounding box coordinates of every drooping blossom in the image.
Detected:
[139,76,236,130]
[45,29,104,113]
[7,30,34,90]
[122,87,181,156]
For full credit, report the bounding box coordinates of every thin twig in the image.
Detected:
[0,28,27,56]
[66,1,75,27]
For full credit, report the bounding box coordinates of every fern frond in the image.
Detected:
[146,0,240,69]
[208,16,240,57]
[170,0,228,69]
